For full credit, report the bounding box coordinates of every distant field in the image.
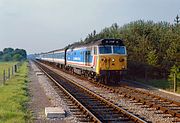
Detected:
[0,62,31,123]
[0,62,17,82]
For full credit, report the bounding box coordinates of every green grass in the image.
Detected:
[136,78,180,94]
[0,62,31,123]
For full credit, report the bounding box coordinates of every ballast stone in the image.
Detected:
[45,107,66,119]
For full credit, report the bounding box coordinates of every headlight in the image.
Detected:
[119,58,125,62]
[112,58,115,62]
[101,58,107,62]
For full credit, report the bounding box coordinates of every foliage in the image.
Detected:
[146,49,158,66]
[0,48,27,62]
[2,54,12,62]
[3,48,14,55]
[12,54,23,61]
[168,65,180,83]
[0,51,3,60]
[69,20,180,79]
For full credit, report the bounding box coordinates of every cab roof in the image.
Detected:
[68,38,124,49]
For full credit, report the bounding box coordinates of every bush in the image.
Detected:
[168,65,180,83]
[13,54,23,61]
[0,48,27,62]
[2,54,12,61]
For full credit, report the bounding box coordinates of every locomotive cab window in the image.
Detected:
[113,46,126,55]
[99,46,112,54]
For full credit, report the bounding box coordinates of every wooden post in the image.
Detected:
[15,65,17,73]
[8,68,10,79]
[174,73,177,92]
[3,70,5,84]
[12,66,14,75]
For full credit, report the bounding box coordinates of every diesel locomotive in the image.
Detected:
[36,39,127,84]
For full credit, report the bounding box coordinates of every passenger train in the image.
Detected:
[36,39,127,84]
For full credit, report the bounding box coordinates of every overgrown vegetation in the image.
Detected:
[0,48,27,62]
[70,20,180,91]
[0,62,17,82]
[0,62,31,123]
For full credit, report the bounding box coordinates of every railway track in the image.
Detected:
[34,60,147,123]
[60,63,180,120]
[53,61,180,120]
[79,76,180,122]
[95,83,180,118]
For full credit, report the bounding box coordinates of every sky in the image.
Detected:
[0,0,180,54]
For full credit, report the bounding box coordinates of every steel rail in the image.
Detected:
[35,61,101,123]
[36,60,180,119]
[92,82,180,118]
[34,60,147,123]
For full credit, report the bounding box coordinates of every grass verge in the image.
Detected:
[134,78,180,94]
[0,62,31,123]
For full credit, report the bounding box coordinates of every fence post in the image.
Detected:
[3,70,6,85]
[12,66,14,75]
[8,68,10,79]
[15,65,17,73]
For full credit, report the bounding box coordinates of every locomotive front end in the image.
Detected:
[95,39,127,84]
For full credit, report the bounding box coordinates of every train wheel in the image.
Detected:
[94,76,99,82]
[100,76,104,84]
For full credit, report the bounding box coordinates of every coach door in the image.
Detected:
[85,51,91,66]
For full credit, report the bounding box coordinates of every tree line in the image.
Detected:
[71,20,180,81]
[0,48,27,61]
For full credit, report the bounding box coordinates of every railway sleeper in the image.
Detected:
[76,116,93,122]
[91,105,114,109]
[92,111,123,117]
[150,104,180,118]
[99,116,131,122]
[120,86,176,102]
[102,117,131,122]
[125,86,180,106]
[85,102,111,107]
[72,112,85,116]
[169,107,180,111]
[92,108,116,112]
[80,99,103,104]
[68,106,79,109]
[119,92,180,118]
[78,119,94,123]
[69,108,81,112]
[76,97,97,101]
